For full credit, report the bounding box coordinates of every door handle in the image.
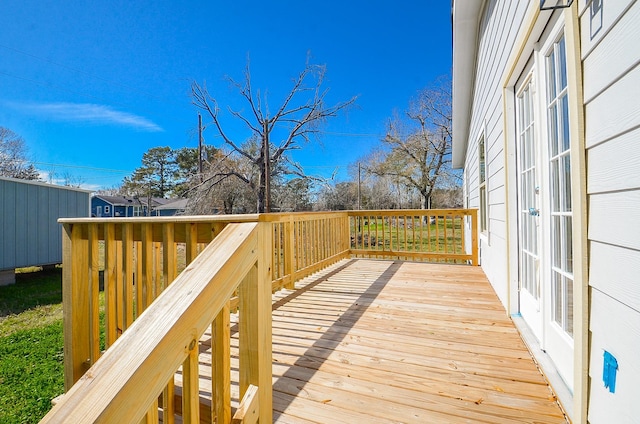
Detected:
[528,207,539,216]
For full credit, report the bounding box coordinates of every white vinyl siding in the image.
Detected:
[579,0,640,420]
[588,289,640,424]
[462,0,529,305]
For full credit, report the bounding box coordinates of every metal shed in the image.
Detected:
[0,176,91,285]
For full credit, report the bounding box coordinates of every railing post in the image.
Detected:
[62,223,90,390]
[239,221,273,423]
[471,209,479,266]
[257,221,273,422]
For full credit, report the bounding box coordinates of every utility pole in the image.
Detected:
[263,118,271,213]
[198,113,203,182]
[357,162,361,210]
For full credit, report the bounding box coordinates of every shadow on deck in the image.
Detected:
[180,259,567,423]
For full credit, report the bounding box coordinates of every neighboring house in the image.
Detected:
[0,176,91,285]
[152,198,188,216]
[91,195,187,217]
[452,1,639,423]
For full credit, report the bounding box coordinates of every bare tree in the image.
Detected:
[366,78,459,209]
[186,150,258,214]
[0,127,40,180]
[62,171,85,188]
[191,61,356,213]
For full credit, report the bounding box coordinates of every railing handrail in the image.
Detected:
[41,222,264,423]
[58,213,260,224]
[346,208,472,216]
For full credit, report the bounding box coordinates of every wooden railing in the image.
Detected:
[42,222,272,423]
[52,215,257,391]
[349,209,478,265]
[263,212,351,291]
[44,209,477,423]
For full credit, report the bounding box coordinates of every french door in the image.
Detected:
[516,71,542,340]
[542,30,574,389]
[515,26,574,390]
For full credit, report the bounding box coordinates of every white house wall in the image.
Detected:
[463,0,529,306]
[578,0,640,420]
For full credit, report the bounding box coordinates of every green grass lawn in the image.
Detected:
[351,219,465,254]
[0,268,64,424]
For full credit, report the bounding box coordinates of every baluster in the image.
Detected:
[212,303,231,424]
[88,223,100,364]
[182,338,200,424]
[123,223,134,328]
[141,223,153,311]
[104,223,117,347]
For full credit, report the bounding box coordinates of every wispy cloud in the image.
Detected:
[12,102,163,132]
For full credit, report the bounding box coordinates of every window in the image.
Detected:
[133,206,142,217]
[590,0,603,39]
[478,136,488,233]
[96,206,102,217]
[104,205,111,215]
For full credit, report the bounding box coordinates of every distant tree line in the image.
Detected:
[0,127,40,180]
[107,69,461,213]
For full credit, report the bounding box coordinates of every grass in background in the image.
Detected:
[352,218,465,254]
[0,268,64,424]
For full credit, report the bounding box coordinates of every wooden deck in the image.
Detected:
[179,258,567,423]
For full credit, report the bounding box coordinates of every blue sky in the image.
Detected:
[0,1,452,191]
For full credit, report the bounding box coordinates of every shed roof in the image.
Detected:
[93,195,169,207]
[0,176,93,193]
[154,198,188,211]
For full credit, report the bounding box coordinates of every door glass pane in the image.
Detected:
[561,94,570,152]
[547,50,557,99]
[566,277,574,336]
[553,272,562,326]
[564,216,573,273]
[553,215,562,269]
[559,37,567,90]
[550,160,560,211]
[549,104,558,157]
[563,154,572,212]
[522,252,529,292]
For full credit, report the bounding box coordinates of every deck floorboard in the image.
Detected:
[177,258,568,423]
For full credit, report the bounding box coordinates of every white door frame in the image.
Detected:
[503,4,588,422]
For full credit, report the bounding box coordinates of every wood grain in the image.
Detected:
[183,259,567,423]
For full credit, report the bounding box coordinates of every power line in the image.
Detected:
[320,131,381,137]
